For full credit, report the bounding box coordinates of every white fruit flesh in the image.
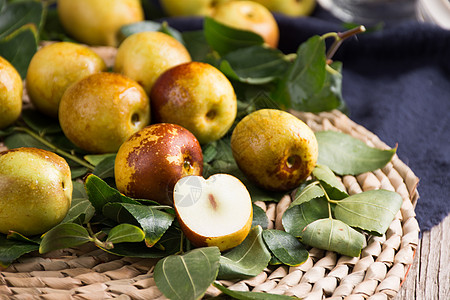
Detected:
[174,174,252,237]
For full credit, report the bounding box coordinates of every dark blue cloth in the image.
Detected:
[154,3,450,232]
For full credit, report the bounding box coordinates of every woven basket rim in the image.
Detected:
[0,46,420,300]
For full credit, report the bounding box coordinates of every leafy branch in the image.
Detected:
[12,126,95,170]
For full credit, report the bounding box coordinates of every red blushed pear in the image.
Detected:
[173,174,253,251]
[150,62,237,145]
[114,123,203,205]
[231,109,318,192]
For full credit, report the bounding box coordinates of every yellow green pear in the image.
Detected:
[58,72,150,154]
[231,109,318,191]
[57,0,144,46]
[0,147,72,236]
[0,56,22,129]
[160,0,231,16]
[114,31,192,95]
[252,0,316,17]
[212,0,279,48]
[26,42,107,118]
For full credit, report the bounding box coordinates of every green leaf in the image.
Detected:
[272,35,327,110]
[3,131,52,150]
[291,181,324,207]
[252,204,269,230]
[21,108,62,135]
[218,225,271,279]
[85,174,140,213]
[84,153,116,167]
[219,46,290,84]
[297,61,347,112]
[182,30,214,63]
[213,282,296,299]
[312,164,348,200]
[301,218,365,257]
[103,202,174,247]
[334,189,403,236]
[282,197,329,237]
[98,225,181,258]
[61,197,95,224]
[97,241,173,258]
[262,229,309,267]
[0,0,44,39]
[0,23,38,78]
[6,231,40,244]
[39,223,91,254]
[316,131,397,175]
[0,234,39,268]
[203,17,264,56]
[70,167,89,179]
[93,154,116,179]
[72,181,87,198]
[39,6,74,42]
[119,20,184,45]
[154,247,221,300]
[106,224,145,244]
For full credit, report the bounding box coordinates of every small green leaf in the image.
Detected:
[97,241,173,258]
[182,30,213,63]
[316,131,396,175]
[301,218,365,257]
[219,46,290,84]
[93,154,116,179]
[3,131,51,151]
[282,197,329,237]
[252,204,269,229]
[72,181,87,198]
[335,189,403,236]
[106,224,145,244]
[85,174,139,213]
[312,164,348,200]
[0,235,39,268]
[39,223,91,254]
[297,61,347,112]
[84,153,116,167]
[119,20,184,45]
[0,23,38,78]
[99,225,181,258]
[0,0,43,37]
[272,35,327,109]
[213,282,296,299]
[21,108,62,135]
[218,226,271,280]
[262,229,309,267]
[291,181,325,207]
[103,202,174,247]
[203,17,264,56]
[154,247,221,300]
[6,231,40,244]
[61,197,95,224]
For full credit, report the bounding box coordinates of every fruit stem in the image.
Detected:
[324,25,366,61]
[318,183,334,219]
[13,126,95,170]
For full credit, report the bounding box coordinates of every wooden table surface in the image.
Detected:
[394,214,449,299]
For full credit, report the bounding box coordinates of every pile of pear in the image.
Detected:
[0,0,318,252]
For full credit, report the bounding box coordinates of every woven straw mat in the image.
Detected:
[0,46,420,300]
